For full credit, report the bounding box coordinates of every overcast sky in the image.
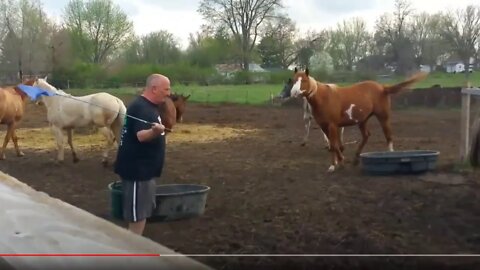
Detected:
[41,0,479,50]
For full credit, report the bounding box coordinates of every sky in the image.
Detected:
[41,0,480,50]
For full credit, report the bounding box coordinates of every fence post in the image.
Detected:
[460,87,480,162]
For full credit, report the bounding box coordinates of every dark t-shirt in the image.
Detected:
[114,96,166,181]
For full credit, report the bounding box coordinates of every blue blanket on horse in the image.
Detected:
[17,84,56,101]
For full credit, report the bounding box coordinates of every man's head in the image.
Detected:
[143,74,171,104]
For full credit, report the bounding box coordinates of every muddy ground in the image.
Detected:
[1,96,480,269]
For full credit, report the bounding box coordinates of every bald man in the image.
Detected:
[114,73,171,235]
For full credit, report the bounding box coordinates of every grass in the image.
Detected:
[65,71,480,106]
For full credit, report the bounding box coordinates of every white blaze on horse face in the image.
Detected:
[345,104,356,120]
[290,77,303,97]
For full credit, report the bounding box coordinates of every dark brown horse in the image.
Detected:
[0,78,35,159]
[290,68,427,172]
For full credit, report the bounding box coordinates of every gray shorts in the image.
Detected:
[121,179,156,222]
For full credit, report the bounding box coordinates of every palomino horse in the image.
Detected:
[0,79,35,159]
[279,78,346,148]
[33,77,127,166]
[290,68,428,172]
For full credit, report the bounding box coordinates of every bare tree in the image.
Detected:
[439,5,480,82]
[198,0,283,71]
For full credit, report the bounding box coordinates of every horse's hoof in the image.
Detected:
[102,160,109,167]
[73,158,80,163]
[327,165,336,173]
[17,152,25,157]
[0,155,6,160]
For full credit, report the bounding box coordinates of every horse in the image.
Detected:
[289,68,428,173]
[171,93,190,123]
[33,77,127,166]
[157,96,177,132]
[279,78,347,148]
[0,79,36,159]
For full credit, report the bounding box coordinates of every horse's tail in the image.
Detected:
[469,119,480,167]
[383,72,428,95]
[112,98,127,144]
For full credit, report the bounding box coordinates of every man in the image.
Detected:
[114,73,171,235]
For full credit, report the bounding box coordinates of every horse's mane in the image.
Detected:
[36,79,70,96]
[307,76,318,97]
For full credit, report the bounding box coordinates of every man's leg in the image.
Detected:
[122,179,156,236]
[128,219,147,235]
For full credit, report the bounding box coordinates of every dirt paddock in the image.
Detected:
[1,96,480,269]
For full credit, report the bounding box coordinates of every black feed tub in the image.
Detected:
[359,150,440,175]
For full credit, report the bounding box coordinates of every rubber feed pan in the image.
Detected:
[359,150,440,175]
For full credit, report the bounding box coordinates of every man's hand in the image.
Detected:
[151,123,165,135]
[137,123,165,142]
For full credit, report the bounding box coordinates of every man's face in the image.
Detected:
[151,79,171,103]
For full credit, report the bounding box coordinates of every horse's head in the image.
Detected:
[33,76,58,94]
[172,94,190,122]
[279,78,294,99]
[290,67,317,98]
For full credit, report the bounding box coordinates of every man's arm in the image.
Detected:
[137,123,164,142]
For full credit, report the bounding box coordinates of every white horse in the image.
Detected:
[33,77,127,166]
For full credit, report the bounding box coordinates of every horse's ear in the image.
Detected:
[294,67,298,73]
[44,75,48,81]
[305,68,309,77]
[184,94,191,100]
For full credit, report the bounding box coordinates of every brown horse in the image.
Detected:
[290,68,427,172]
[171,93,190,123]
[157,93,190,132]
[0,79,35,159]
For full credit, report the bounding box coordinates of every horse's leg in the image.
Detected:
[12,128,24,157]
[377,115,394,152]
[66,128,79,163]
[338,127,345,153]
[99,127,114,167]
[301,100,312,147]
[327,124,344,173]
[301,116,311,146]
[51,125,65,163]
[0,124,14,160]
[353,121,371,166]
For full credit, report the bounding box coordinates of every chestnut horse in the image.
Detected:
[0,79,35,159]
[290,68,428,172]
[155,93,190,133]
[279,78,346,148]
[171,93,190,123]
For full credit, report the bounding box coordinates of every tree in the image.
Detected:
[334,17,370,71]
[0,0,54,79]
[374,0,416,74]
[198,0,283,71]
[186,27,236,68]
[141,31,181,65]
[439,5,480,82]
[257,15,296,69]
[63,0,134,64]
